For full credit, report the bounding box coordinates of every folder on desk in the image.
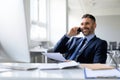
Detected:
[80,64,114,70]
[84,68,120,79]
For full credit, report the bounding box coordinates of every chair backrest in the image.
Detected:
[109,42,117,50]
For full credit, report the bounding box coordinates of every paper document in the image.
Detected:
[84,68,120,79]
[41,52,66,61]
[38,61,79,70]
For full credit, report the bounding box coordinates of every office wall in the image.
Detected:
[95,15,120,43]
[49,0,67,45]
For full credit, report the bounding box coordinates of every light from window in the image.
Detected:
[39,0,46,23]
[30,0,47,41]
[30,25,46,41]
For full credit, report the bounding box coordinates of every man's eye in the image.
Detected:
[86,22,89,25]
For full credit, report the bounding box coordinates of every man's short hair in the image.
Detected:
[82,14,96,22]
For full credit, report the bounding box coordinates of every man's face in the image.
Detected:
[80,18,96,36]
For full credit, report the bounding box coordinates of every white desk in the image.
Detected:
[0,63,120,80]
[0,63,84,80]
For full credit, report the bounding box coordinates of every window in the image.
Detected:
[30,0,47,41]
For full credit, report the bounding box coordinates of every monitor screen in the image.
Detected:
[0,0,30,62]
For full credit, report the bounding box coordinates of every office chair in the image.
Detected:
[107,51,120,68]
[108,42,117,50]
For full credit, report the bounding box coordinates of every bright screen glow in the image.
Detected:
[0,0,30,62]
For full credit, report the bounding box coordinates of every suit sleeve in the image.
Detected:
[93,40,108,63]
[53,35,71,53]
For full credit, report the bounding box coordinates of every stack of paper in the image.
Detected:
[38,61,80,70]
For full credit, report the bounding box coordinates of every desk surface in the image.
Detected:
[0,63,119,80]
[0,63,84,80]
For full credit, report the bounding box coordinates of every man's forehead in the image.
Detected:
[81,18,92,23]
[82,18,92,21]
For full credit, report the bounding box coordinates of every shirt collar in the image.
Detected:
[83,34,95,42]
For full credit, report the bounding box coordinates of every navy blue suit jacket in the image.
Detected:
[53,35,108,63]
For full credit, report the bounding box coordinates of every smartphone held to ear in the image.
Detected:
[77,28,81,34]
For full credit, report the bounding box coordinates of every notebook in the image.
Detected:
[84,68,120,79]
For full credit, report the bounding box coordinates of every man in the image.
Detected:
[53,14,107,63]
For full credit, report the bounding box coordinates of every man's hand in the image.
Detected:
[67,27,80,37]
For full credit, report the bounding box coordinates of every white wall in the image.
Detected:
[49,0,67,45]
[96,15,120,43]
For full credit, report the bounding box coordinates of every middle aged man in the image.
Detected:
[53,14,107,63]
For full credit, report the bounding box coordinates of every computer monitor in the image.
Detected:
[0,0,30,62]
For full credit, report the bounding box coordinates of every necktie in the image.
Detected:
[69,38,87,60]
[79,38,87,49]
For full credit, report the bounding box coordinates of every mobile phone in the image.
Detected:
[77,28,81,34]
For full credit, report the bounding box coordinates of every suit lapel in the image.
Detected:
[79,36,97,54]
